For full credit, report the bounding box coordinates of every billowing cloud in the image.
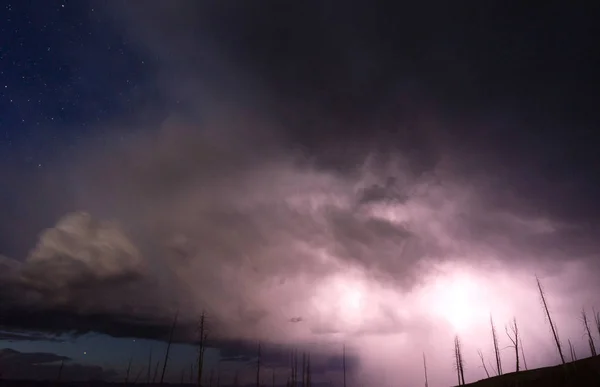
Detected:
[0,2,598,386]
[1,119,598,387]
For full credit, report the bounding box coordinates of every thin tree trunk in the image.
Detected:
[423,353,429,387]
[124,355,133,385]
[505,317,520,372]
[56,359,64,386]
[133,367,144,384]
[302,352,306,387]
[537,276,566,364]
[454,337,461,386]
[152,361,160,384]
[257,341,262,387]
[594,309,600,342]
[454,336,465,385]
[520,337,528,370]
[198,312,207,387]
[568,339,577,362]
[342,344,347,387]
[477,350,490,378]
[490,315,503,375]
[307,353,311,387]
[291,350,296,387]
[160,310,179,385]
[582,308,597,356]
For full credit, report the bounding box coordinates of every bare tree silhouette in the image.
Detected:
[568,339,577,362]
[581,308,597,356]
[476,349,490,378]
[536,276,566,364]
[454,336,465,386]
[423,353,429,387]
[56,359,64,386]
[307,353,312,387]
[152,361,160,384]
[490,315,503,375]
[505,317,520,372]
[343,344,347,387]
[198,312,208,387]
[594,308,600,341]
[124,355,133,385]
[302,352,306,387]
[520,336,529,370]
[256,342,262,387]
[160,310,178,385]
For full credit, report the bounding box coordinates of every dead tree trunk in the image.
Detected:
[520,337,528,370]
[505,317,520,372]
[152,361,160,384]
[423,353,429,387]
[594,308,600,341]
[133,367,144,384]
[56,359,64,386]
[454,337,461,385]
[537,276,566,364]
[568,339,577,362]
[490,315,503,376]
[477,350,490,378]
[290,350,296,387]
[256,341,262,387]
[160,310,179,385]
[582,308,597,356]
[197,312,207,387]
[342,344,347,387]
[307,353,311,387]
[454,336,465,386]
[302,352,306,387]
[124,355,133,385]
[294,349,298,387]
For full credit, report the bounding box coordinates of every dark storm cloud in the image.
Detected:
[0,1,599,385]
[0,348,117,381]
[0,331,63,342]
[0,348,69,365]
[0,0,596,338]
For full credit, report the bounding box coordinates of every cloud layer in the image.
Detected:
[0,348,117,381]
[1,2,599,386]
[1,119,598,385]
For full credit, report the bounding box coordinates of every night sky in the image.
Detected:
[0,1,599,386]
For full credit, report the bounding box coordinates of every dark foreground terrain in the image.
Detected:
[464,354,600,387]
[0,356,599,387]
